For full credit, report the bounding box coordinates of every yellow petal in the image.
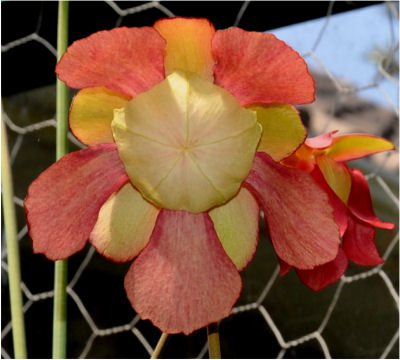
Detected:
[325,134,395,162]
[209,188,259,270]
[70,87,130,146]
[154,18,215,81]
[112,71,261,213]
[89,183,159,262]
[316,155,351,204]
[249,104,307,161]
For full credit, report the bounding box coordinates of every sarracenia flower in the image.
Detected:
[25,18,344,334]
[280,132,395,290]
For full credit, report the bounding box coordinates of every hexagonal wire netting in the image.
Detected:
[1,1,399,358]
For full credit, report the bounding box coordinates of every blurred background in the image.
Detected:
[2,1,399,358]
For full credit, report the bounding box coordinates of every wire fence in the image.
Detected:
[2,1,399,358]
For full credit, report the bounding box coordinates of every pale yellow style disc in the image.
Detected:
[112,71,261,213]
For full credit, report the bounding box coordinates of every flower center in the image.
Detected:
[112,71,261,213]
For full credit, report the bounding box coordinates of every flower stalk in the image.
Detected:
[1,109,27,359]
[52,1,69,358]
[207,323,221,359]
[56,1,70,161]
[151,332,169,359]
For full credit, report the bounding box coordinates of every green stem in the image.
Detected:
[52,261,68,358]
[1,108,27,358]
[52,1,69,358]
[207,323,221,359]
[56,1,69,161]
[151,332,169,359]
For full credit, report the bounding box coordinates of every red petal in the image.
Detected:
[244,153,340,270]
[311,166,348,237]
[348,169,395,230]
[305,131,338,149]
[24,144,129,260]
[56,27,166,97]
[212,28,315,106]
[278,257,292,277]
[296,249,348,291]
[124,210,242,334]
[343,216,383,266]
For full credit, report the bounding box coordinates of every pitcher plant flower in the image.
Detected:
[24,17,390,334]
[280,131,395,290]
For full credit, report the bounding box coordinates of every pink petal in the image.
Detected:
[24,144,129,260]
[343,216,383,266]
[244,152,340,270]
[212,28,315,106]
[56,27,166,97]
[311,166,348,237]
[348,169,395,230]
[124,210,242,334]
[296,249,348,291]
[305,131,338,149]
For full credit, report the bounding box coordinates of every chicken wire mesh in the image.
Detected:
[1,1,399,358]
